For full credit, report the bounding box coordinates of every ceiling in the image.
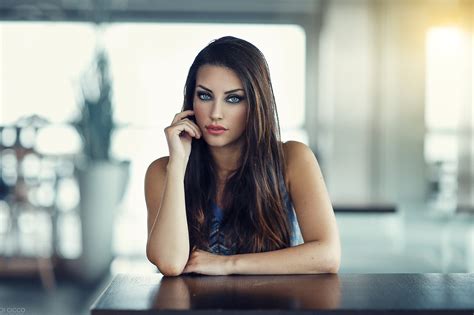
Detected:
[0,0,322,23]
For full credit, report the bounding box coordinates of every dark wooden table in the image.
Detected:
[90,273,474,314]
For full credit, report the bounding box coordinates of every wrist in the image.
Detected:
[226,255,238,275]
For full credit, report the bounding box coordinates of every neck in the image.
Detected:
[208,143,242,182]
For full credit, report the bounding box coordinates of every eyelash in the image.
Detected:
[197,91,245,104]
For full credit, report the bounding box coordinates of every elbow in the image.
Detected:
[157,262,186,277]
[310,240,340,274]
[326,256,340,274]
[146,246,187,276]
[326,245,341,274]
[317,255,339,274]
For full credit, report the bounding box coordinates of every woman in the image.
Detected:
[145,36,340,276]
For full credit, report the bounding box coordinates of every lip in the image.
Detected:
[206,124,228,135]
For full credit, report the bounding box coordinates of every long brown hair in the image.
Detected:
[182,36,291,253]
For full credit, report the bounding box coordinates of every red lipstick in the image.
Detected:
[206,124,228,135]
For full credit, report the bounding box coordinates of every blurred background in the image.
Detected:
[0,0,473,314]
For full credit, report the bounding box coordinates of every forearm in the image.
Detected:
[228,241,340,275]
[147,160,190,275]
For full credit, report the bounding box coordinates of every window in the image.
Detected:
[424,26,472,210]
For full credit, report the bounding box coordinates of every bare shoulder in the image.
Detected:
[145,157,169,203]
[282,141,320,186]
[145,156,170,233]
[146,156,169,178]
[282,140,313,158]
[282,140,317,169]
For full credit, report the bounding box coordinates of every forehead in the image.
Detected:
[195,65,243,90]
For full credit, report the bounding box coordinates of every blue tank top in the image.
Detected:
[208,177,304,255]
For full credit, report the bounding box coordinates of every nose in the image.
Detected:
[210,99,223,120]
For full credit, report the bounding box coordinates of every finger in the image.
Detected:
[190,251,200,259]
[172,110,195,124]
[176,121,201,139]
[182,118,202,136]
[169,123,197,138]
[179,119,202,138]
[183,264,194,274]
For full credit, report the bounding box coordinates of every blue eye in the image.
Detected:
[226,95,245,104]
[197,91,212,101]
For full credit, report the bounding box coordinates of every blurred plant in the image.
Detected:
[73,50,114,161]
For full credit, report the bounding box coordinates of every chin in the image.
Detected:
[205,137,244,149]
[204,138,229,147]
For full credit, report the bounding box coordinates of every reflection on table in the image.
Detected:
[153,274,341,310]
[91,273,474,314]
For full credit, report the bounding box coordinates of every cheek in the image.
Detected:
[193,104,206,127]
[236,108,248,128]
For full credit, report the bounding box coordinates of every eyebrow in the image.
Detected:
[197,84,244,94]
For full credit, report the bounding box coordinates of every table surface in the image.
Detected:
[90,273,474,314]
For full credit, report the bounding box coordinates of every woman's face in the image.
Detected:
[193,65,248,149]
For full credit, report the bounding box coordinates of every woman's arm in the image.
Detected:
[184,240,337,275]
[145,157,190,276]
[183,141,340,275]
[228,241,338,274]
[146,110,202,276]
